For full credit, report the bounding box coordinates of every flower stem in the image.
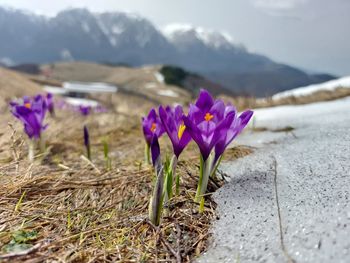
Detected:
[210,155,223,179]
[170,155,178,195]
[194,154,213,203]
[149,160,164,226]
[39,135,46,154]
[103,139,111,170]
[145,144,151,164]
[28,140,35,163]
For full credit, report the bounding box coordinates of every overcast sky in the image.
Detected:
[1,0,349,76]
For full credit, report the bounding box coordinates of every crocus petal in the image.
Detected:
[214,110,253,162]
[238,110,254,127]
[142,108,165,145]
[151,134,160,167]
[209,99,225,122]
[183,115,213,160]
[195,89,214,113]
[188,104,205,125]
[159,105,191,158]
[159,106,177,141]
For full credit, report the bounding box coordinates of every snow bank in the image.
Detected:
[272,76,350,100]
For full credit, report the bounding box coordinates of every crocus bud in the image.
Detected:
[149,135,165,226]
[46,93,55,116]
[83,125,91,160]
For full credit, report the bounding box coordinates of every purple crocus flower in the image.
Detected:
[10,95,48,139]
[183,89,235,161]
[214,109,253,163]
[159,105,191,158]
[46,93,55,116]
[142,108,165,146]
[79,105,91,116]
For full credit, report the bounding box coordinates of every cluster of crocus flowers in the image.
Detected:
[10,94,49,162]
[142,89,253,225]
[183,90,253,202]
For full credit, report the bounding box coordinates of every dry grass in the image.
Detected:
[0,108,251,262]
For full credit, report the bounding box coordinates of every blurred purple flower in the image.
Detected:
[46,93,55,116]
[79,105,91,116]
[83,125,89,148]
[142,108,165,146]
[159,105,191,158]
[183,89,235,161]
[10,95,48,139]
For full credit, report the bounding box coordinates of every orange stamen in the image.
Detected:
[24,103,31,109]
[150,122,157,132]
[204,113,214,122]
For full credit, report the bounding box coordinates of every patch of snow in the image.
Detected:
[43,86,67,95]
[162,23,236,49]
[272,76,350,100]
[64,97,99,107]
[199,96,350,262]
[154,72,164,83]
[145,83,157,89]
[253,96,350,123]
[96,16,109,36]
[63,82,118,93]
[157,90,179,98]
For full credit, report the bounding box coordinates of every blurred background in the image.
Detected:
[0,0,349,113]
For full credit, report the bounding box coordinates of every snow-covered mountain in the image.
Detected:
[272,76,350,100]
[0,6,335,96]
[163,24,239,50]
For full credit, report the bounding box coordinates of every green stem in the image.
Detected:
[149,160,164,226]
[176,172,180,196]
[195,155,214,203]
[163,155,176,209]
[103,139,111,170]
[170,155,178,195]
[28,139,35,163]
[39,134,46,154]
[210,155,223,179]
[145,144,151,164]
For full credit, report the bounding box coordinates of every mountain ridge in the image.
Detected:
[0,6,335,96]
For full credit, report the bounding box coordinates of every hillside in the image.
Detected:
[0,67,42,110]
[0,7,335,97]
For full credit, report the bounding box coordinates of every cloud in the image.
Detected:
[252,0,308,11]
